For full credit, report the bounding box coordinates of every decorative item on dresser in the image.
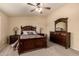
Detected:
[50,18,71,49]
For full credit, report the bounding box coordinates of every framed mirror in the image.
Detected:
[55,18,68,32]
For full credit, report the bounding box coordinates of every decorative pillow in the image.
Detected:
[27,32,34,35]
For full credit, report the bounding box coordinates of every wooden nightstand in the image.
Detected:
[38,33,45,36]
[9,35,19,44]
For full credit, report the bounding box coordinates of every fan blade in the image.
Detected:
[27,3,35,6]
[30,9,35,12]
[44,7,51,10]
[37,3,40,6]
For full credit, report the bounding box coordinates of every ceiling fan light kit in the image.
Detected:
[27,3,51,14]
[36,8,42,12]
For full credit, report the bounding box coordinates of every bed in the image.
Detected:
[18,26,47,55]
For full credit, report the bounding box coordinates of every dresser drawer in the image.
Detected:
[50,31,70,48]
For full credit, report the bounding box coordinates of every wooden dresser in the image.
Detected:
[50,31,70,49]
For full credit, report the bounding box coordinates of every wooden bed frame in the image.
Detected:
[18,26,47,55]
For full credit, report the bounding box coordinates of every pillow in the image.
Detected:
[23,31,37,35]
[31,31,37,35]
[27,32,34,35]
[23,31,28,35]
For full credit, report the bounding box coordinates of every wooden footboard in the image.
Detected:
[18,36,47,55]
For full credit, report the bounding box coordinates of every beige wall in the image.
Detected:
[0,16,1,43]
[47,4,79,51]
[9,16,48,35]
[0,12,8,51]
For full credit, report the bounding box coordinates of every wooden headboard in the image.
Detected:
[21,26,36,34]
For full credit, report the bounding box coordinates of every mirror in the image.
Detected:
[56,22,66,31]
[55,18,68,32]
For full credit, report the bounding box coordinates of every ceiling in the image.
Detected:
[0,3,65,16]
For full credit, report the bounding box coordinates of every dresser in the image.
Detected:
[50,31,70,49]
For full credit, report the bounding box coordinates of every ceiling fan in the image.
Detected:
[27,3,51,14]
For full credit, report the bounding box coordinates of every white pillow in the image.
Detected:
[23,31,28,35]
[31,31,37,35]
[23,31,37,35]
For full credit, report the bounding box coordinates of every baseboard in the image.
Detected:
[71,47,79,51]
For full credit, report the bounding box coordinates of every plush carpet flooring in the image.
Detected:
[0,42,79,56]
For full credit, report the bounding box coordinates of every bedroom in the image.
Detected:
[0,3,79,56]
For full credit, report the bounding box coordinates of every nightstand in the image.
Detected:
[38,33,45,36]
[9,35,19,44]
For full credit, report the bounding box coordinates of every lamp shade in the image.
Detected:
[13,27,19,32]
